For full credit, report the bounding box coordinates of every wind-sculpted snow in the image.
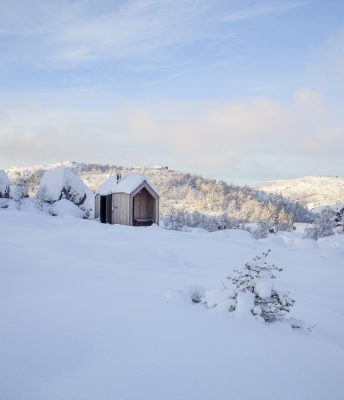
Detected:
[0,210,343,400]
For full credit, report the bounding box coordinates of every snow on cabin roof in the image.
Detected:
[96,174,159,196]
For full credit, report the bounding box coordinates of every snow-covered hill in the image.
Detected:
[256,176,344,210]
[0,209,343,400]
[5,161,313,225]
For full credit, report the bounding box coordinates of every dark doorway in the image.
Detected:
[100,196,107,223]
[106,195,112,224]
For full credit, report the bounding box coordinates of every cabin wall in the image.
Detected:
[112,193,130,225]
[94,194,100,219]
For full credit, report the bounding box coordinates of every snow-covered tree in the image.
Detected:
[0,170,10,199]
[333,207,344,233]
[304,207,335,240]
[252,220,272,239]
[13,178,29,211]
[34,185,53,211]
[228,249,295,322]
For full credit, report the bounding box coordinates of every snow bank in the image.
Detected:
[50,199,84,218]
[0,170,10,198]
[204,287,234,309]
[39,167,94,215]
[1,212,344,400]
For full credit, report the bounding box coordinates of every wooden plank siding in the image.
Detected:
[94,194,100,219]
[112,193,130,225]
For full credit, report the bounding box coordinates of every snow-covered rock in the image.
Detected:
[0,170,10,198]
[39,167,94,216]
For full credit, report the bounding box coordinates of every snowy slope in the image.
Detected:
[256,176,344,209]
[0,209,343,400]
[5,161,313,224]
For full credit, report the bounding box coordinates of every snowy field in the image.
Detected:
[1,210,344,400]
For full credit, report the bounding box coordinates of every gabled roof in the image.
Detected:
[96,173,159,197]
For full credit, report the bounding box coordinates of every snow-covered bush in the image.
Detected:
[38,167,94,218]
[12,178,29,211]
[227,250,295,322]
[304,208,335,240]
[274,221,294,232]
[334,207,344,233]
[163,205,241,232]
[34,185,53,211]
[252,220,272,239]
[0,170,10,198]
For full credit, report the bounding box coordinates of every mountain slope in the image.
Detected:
[6,161,312,224]
[256,176,344,210]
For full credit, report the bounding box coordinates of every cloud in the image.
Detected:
[1,87,342,178]
[0,0,308,67]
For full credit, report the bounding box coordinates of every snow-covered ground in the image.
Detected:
[1,210,344,400]
[256,175,344,209]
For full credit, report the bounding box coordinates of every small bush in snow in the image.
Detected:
[228,249,295,322]
[274,221,294,232]
[252,220,272,239]
[304,208,335,240]
[163,205,241,232]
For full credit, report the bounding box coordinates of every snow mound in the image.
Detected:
[293,238,319,250]
[259,235,286,247]
[165,285,205,304]
[0,170,10,198]
[204,287,234,309]
[39,167,94,215]
[50,199,84,218]
[235,292,255,317]
[254,277,273,299]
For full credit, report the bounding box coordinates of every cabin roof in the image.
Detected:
[96,173,159,196]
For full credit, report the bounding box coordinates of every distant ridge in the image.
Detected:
[256,176,344,210]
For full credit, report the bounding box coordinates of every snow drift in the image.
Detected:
[0,210,343,400]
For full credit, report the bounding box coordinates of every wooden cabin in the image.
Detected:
[95,174,159,226]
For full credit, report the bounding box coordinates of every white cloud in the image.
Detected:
[0,0,308,67]
[0,88,342,178]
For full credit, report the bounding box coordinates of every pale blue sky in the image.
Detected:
[0,0,343,183]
